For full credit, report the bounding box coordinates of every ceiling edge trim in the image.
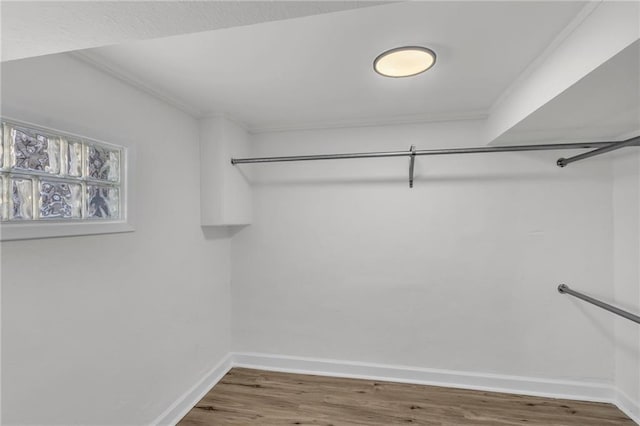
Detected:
[69,50,204,118]
[489,0,602,115]
[201,113,251,132]
[247,110,489,134]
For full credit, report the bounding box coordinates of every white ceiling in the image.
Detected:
[1,1,386,62]
[80,1,587,131]
[495,40,640,145]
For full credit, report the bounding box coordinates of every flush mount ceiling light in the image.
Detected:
[373,46,436,78]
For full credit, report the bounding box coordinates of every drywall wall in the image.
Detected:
[231,120,616,385]
[0,54,231,425]
[613,149,640,418]
[200,116,252,226]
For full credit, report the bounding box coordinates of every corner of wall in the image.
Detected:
[199,115,252,227]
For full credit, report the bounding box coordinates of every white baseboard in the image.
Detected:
[232,352,616,403]
[616,388,640,425]
[151,354,233,426]
[152,351,638,425]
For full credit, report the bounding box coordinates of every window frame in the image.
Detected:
[0,117,134,241]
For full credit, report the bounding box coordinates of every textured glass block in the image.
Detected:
[0,124,5,169]
[87,145,119,182]
[87,185,119,219]
[65,139,83,177]
[10,177,33,220]
[0,174,6,221]
[9,126,60,173]
[39,180,82,219]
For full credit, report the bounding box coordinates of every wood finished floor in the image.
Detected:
[178,368,635,425]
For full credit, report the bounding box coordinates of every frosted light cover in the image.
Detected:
[87,145,120,182]
[374,47,436,78]
[39,180,82,219]
[10,177,33,220]
[87,185,119,219]
[9,126,60,173]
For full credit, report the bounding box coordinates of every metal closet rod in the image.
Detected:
[558,284,640,325]
[231,137,640,165]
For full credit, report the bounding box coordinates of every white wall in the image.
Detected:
[232,120,616,384]
[613,149,640,417]
[1,49,634,426]
[1,54,231,425]
[199,116,252,226]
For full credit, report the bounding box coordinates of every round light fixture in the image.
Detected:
[373,46,436,78]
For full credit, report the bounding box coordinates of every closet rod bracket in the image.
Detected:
[409,145,416,188]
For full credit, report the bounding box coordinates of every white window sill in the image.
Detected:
[1,221,134,241]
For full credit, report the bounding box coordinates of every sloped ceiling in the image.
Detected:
[1,1,387,62]
[494,40,640,145]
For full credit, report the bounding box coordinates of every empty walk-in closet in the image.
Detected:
[1,1,639,425]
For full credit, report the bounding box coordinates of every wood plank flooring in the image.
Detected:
[178,368,636,425]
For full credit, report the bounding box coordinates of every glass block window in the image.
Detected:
[87,185,119,219]
[87,144,120,181]
[0,120,124,223]
[39,180,82,219]
[10,177,34,220]
[0,174,5,221]
[9,126,60,173]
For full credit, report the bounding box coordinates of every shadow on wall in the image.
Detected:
[568,298,617,345]
[247,172,601,187]
[202,225,247,240]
